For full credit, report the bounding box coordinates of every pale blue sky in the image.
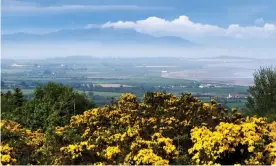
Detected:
[2,0,276,33]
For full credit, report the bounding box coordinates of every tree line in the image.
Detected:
[1,82,95,131]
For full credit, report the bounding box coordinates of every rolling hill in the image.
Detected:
[2,28,197,46]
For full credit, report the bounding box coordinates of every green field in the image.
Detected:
[1,89,34,95]
[77,90,123,98]
[2,88,123,98]
[226,102,247,109]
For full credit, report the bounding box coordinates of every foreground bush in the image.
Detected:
[1,92,275,165]
[0,120,44,165]
[189,118,276,165]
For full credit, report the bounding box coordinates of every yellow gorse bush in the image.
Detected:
[45,93,243,165]
[1,92,275,165]
[189,116,275,165]
[0,144,17,165]
[0,120,44,165]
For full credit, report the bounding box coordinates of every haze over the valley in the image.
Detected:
[2,41,276,60]
[1,0,276,83]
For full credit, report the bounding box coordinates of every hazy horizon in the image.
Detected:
[2,41,276,60]
[2,0,276,60]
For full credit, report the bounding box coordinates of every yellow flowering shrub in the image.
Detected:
[189,116,275,165]
[269,122,276,141]
[131,148,169,165]
[1,92,275,165]
[124,132,178,164]
[265,142,276,164]
[104,146,121,160]
[0,144,16,165]
[0,120,44,165]
[46,92,243,165]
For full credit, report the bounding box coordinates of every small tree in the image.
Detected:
[1,89,25,122]
[246,67,276,120]
[21,82,94,130]
[12,88,24,107]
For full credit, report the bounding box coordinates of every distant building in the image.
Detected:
[11,63,26,67]
[227,92,239,99]
[199,84,213,88]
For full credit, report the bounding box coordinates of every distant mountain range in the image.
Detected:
[2,28,197,46]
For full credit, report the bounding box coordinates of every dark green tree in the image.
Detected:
[246,67,276,121]
[22,82,95,130]
[74,92,95,115]
[12,88,24,107]
[1,91,13,119]
[1,89,25,121]
[1,83,95,131]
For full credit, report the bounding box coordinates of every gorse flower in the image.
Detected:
[0,120,43,165]
[104,146,121,160]
[0,144,17,165]
[189,117,275,165]
[1,92,275,165]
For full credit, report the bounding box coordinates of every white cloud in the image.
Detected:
[102,16,224,37]
[102,16,276,39]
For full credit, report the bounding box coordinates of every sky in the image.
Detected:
[1,0,276,59]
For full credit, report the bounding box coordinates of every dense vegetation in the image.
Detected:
[246,67,276,121]
[1,82,95,131]
[1,67,276,165]
[1,91,276,165]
